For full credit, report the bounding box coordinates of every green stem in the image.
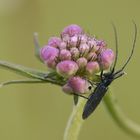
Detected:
[64,97,86,140]
[103,88,140,138]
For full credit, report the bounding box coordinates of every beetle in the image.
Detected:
[82,22,137,119]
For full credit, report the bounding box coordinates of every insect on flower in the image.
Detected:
[82,22,137,119]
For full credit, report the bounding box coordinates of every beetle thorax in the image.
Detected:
[102,74,114,87]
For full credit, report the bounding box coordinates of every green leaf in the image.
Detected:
[0,60,47,80]
[33,33,43,62]
[73,95,79,105]
[0,79,46,88]
[0,60,66,86]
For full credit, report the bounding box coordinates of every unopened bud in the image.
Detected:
[62,84,73,94]
[70,35,78,47]
[70,47,79,59]
[86,61,100,75]
[87,52,97,61]
[61,24,83,37]
[79,43,89,55]
[48,37,61,48]
[59,49,71,60]
[45,59,56,69]
[99,49,115,70]
[56,60,78,78]
[59,42,67,50]
[68,76,90,94]
[76,57,87,68]
[40,46,59,61]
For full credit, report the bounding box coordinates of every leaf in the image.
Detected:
[33,33,43,62]
[73,95,79,105]
[0,60,48,80]
[0,60,65,86]
[0,79,46,88]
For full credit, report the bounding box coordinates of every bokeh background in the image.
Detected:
[0,0,140,140]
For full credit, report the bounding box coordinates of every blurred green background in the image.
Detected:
[0,0,140,140]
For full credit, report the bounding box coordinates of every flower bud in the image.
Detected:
[56,60,78,77]
[40,46,59,61]
[68,76,90,94]
[59,49,71,60]
[62,34,70,42]
[62,84,73,94]
[59,42,67,50]
[79,43,89,55]
[76,57,87,68]
[70,47,79,59]
[99,49,115,70]
[87,52,97,61]
[88,39,97,47]
[45,59,56,69]
[48,37,62,48]
[70,35,78,47]
[80,34,88,44]
[86,61,100,75]
[96,40,106,47]
[62,24,83,37]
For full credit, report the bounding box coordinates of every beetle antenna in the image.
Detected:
[114,21,137,75]
[111,22,119,73]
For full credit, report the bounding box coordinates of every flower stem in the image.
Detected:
[64,97,86,140]
[103,88,140,138]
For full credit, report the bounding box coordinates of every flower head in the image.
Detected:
[40,24,115,94]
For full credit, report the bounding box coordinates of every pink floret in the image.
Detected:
[61,24,83,37]
[56,60,79,77]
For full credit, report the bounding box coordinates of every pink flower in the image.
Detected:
[86,61,100,75]
[99,49,115,70]
[62,24,83,37]
[56,60,79,77]
[67,76,90,94]
[40,46,59,61]
[48,37,61,48]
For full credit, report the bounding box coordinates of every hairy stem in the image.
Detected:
[64,97,86,140]
[103,89,140,138]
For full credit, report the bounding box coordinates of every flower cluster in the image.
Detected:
[40,24,115,95]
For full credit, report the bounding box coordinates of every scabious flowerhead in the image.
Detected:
[40,24,115,94]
